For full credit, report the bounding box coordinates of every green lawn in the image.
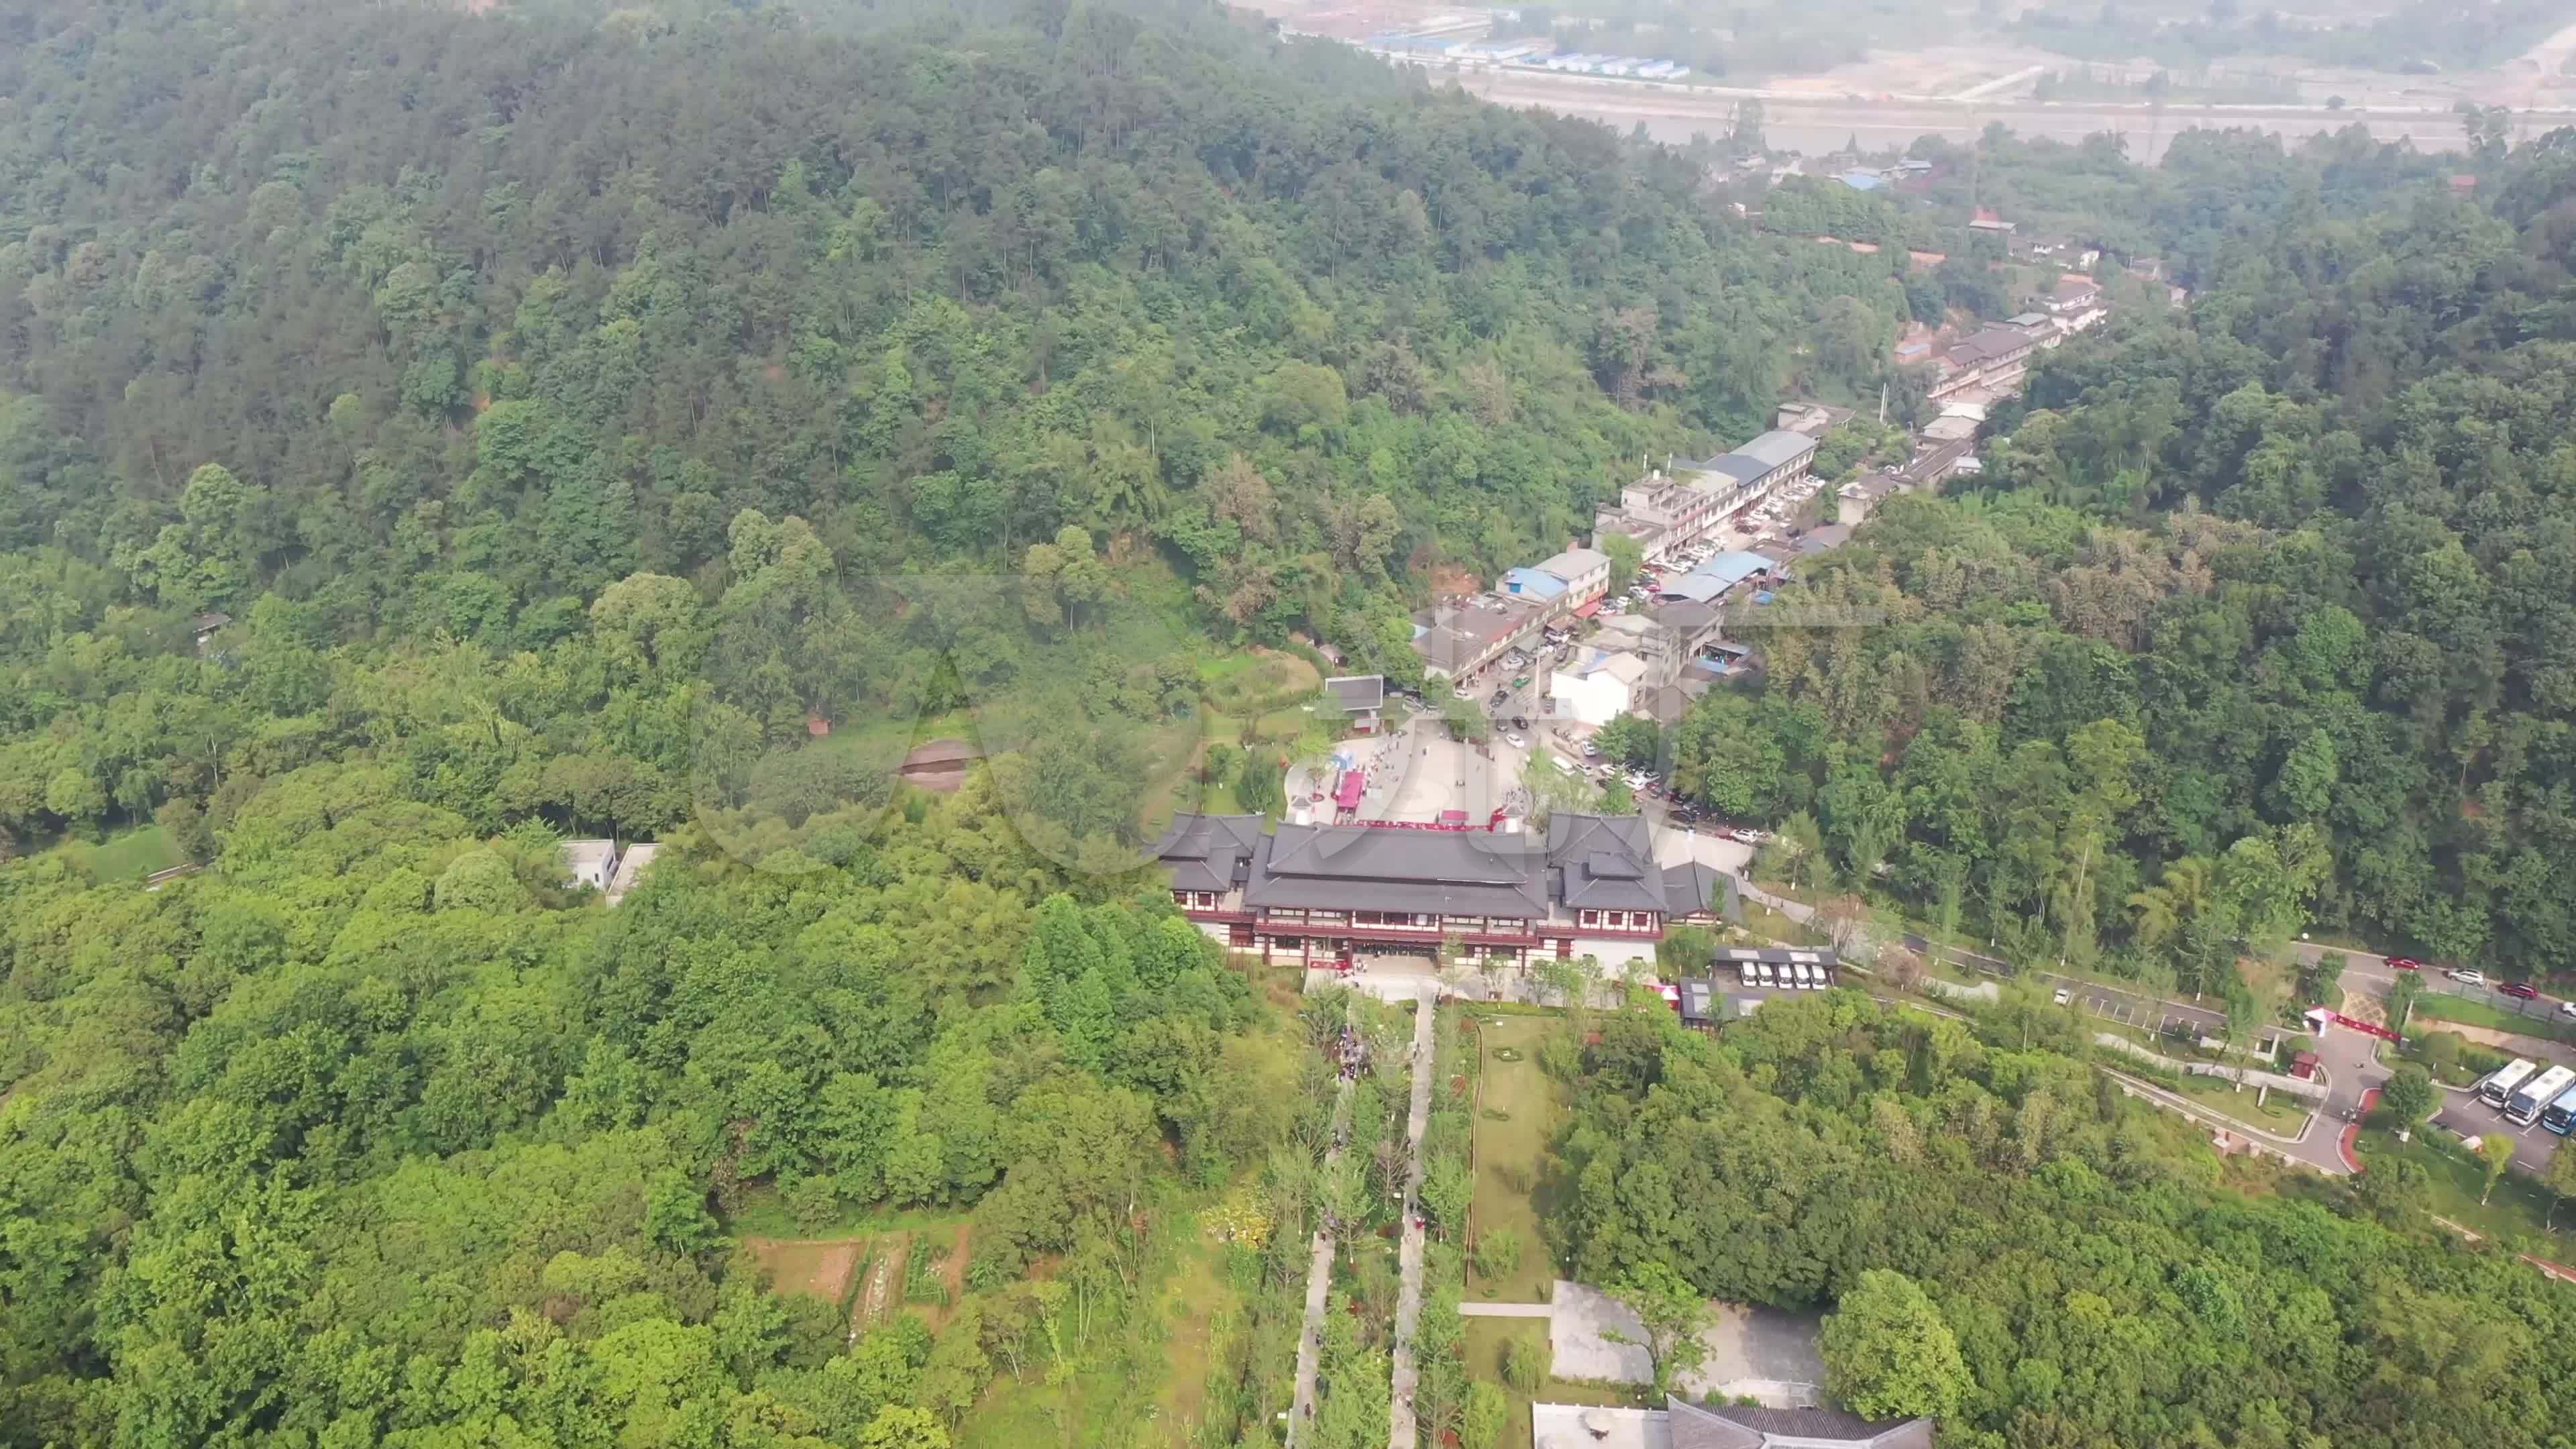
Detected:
[2171,1075,2310,1133]
[1461,1320,1648,1449]
[74,824,182,881]
[2408,990,2576,1046]
[1139,757,1245,837]
[2393,1032,2505,1089]
[1468,1015,1566,1303]
[1737,900,1825,949]
[2353,1128,2565,1245]
[1748,877,1815,908]
[1199,648,1321,718]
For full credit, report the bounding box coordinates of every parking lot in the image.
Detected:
[2434,1093,2568,1175]
[2032,971,2227,1040]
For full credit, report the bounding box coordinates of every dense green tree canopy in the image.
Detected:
[1669,127,2576,981]
[7,0,2576,1443]
[1555,995,2576,1448]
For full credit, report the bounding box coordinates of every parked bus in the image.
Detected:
[2508,1065,2576,1127]
[2544,1080,2576,1136]
[2479,1058,2540,1108]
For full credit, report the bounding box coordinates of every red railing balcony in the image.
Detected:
[1264,916,1542,949]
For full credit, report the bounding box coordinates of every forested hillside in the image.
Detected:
[0,0,1964,1440]
[1684,131,2576,984]
[9,0,2576,1443]
[1556,997,2576,1447]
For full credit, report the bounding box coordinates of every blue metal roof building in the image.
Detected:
[1695,551,1776,589]
[1501,566,1571,602]
[1656,550,1776,603]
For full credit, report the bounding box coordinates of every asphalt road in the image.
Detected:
[1456,70,2538,162]
[2290,941,2576,1029]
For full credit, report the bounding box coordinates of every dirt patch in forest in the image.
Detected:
[942,1224,973,1302]
[856,1231,908,1330]
[899,738,983,792]
[745,1236,864,1306]
[1428,564,1483,598]
[908,1223,975,1336]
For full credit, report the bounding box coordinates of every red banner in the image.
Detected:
[2322,1011,2400,1042]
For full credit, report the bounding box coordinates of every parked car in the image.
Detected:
[2053,987,2073,1006]
[1581,741,1600,757]
[1503,733,1527,749]
[2385,957,2422,971]
[2501,981,2540,1000]
[2561,1000,2576,1020]
[2449,968,2486,986]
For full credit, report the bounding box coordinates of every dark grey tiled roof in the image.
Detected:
[1668,1398,1764,1449]
[1662,859,1731,918]
[1672,1397,1933,1448]
[1150,814,1264,894]
[1546,814,1668,912]
[1248,824,1550,917]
